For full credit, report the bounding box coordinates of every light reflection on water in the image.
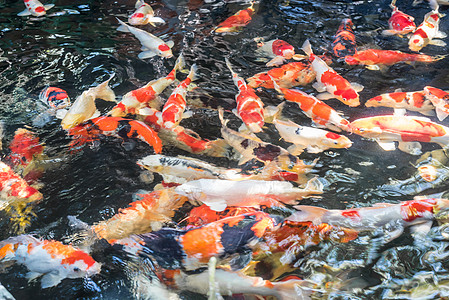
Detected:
[0,0,449,298]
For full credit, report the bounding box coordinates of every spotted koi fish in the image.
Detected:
[215,1,256,33]
[255,38,296,67]
[225,58,264,133]
[423,86,449,121]
[331,18,357,59]
[109,54,185,117]
[17,0,54,17]
[301,40,363,107]
[409,8,446,52]
[161,64,199,129]
[382,0,416,36]
[345,49,444,70]
[128,0,165,26]
[39,86,71,118]
[6,128,44,171]
[350,114,449,155]
[0,235,101,288]
[246,61,316,89]
[68,116,162,153]
[365,90,434,116]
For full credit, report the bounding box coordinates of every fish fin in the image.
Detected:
[202,138,233,158]
[312,81,327,93]
[435,31,447,39]
[316,92,334,100]
[365,65,381,71]
[429,39,447,47]
[381,29,399,36]
[166,40,175,48]
[238,154,253,165]
[263,104,283,124]
[272,279,315,300]
[351,82,364,92]
[266,56,286,67]
[174,53,186,73]
[187,63,200,81]
[436,107,449,121]
[397,141,422,155]
[91,110,101,119]
[148,17,166,26]
[301,39,313,56]
[94,74,116,102]
[116,18,130,32]
[237,123,251,134]
[292,54,308,61]
[182,110,193,119]
[201,199,227,212]
[135,0,145,8]
[419,109,435,117]
[410,221,433,237]
[138,51,157,59]
[304,177,324,194]
[377,141,396,151]
[306,144,325,154]
[393,108,407,116]
[44,4,55,10]
[17,9,32,16]
[55,109,68,119]
[26,271,42,282]
[287,144,306,155]
[412,0,422,5]
[288,205,327,225]
[40,273,63,289]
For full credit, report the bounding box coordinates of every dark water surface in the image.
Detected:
[1,0,449,298]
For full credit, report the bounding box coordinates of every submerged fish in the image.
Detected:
[409,8,446,52]
[365,90,434,116]
[255,38,296,67]
[18,0,54,17]
[215,2,256,33]
[331,18,357,59]
[128,0,165,26]
[382,0,416,36]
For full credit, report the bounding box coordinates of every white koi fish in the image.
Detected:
[129,0,165,26]
[18,0,54,17]
[116,18,174,59]
[409,8,446,52]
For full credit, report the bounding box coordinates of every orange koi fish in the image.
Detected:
[382,0,416,36]
[345,49,444,70]
[225,58,264,133]
[128,0,165,26]
[301,40,363,107]
[409,8,446,52]
[271,80,351,132]
[423,86,449,121]
[161,64,199,129]
[68,116,162,153]
[365,90,434,116]
[255,38,296,67]
[0,235,101,288]
[246,61,316,89]
[6,128,44,170]
[331,18,357,59]
[109,54,185,117]
[215,2,256,33]
[350,114,449,154]
[184,205,257,228]
[18,0,54,17]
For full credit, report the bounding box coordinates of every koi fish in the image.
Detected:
[61,75,116,130]
[423,86,449,121]
[350,114,449,154]
[365,90,434,116]
[408,8,446,52]
[344,49,444,70]
[255,38,296,67]
[246,61,316,89]
[225,58,264,133]
[184,205,258,229]
[301,40,363,107]
[331,18,357,59]
[161,64,199,129]
[128,0,165,26]
[109,54,185,118]
[39,86,71,118]
[270,79,351,132]
[0,235,101,288]
[5,128,44,171]
[215,1,256,33]
[175,178,322,212]
[18,0,54,17]
[68,116,162,153]
[382,0,416,36]
[116,18,174,59]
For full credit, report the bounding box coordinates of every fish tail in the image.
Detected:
[135,0,145,8]
[301,39,313,57]
[224,57,236,76]
[432,54,447,62]
[218,107,228,127]
[0,120,4,150]
[268,74,283,95]
[116,18,131,32]
[129,120,163,154]
[187,64,200,82]
[390,0,397,8]
[288,205,328,224]
[304,177,324,194]
[272,278,315,300]
[202,138,232,158]
[94,74,116,102]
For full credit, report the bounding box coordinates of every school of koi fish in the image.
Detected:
[1,0,449,298]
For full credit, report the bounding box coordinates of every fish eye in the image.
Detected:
[73,267,80,272]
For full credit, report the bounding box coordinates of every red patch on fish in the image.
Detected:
[400,199,436,222]
[325,132,341,140]
[341,210,361,221]
[132,13,145,18]
[34,6,45,13]
[158,44,170,52]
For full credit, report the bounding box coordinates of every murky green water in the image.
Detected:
[1,0,449,298]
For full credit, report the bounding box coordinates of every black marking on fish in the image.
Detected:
[253,144,281,161]
[220,217,257,255]
[241,139,249,149]
[117,120,133,139]
[158,156,221,177]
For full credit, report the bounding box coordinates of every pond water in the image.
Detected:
[1,0,449,298]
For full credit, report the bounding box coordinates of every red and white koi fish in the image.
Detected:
[350,114,449,154]
[365,90,434,116]
[61,75,116,130]
[109,55,185,118]
[331,18,357,59]
[128,0,165,26]
[382,0,416,36]
[255,38,296,67]
[271,79,351,132]
[6,128,44,171]
[423,86,449,121]
[0,235,101,288]
[225,58,264,133]
[175,178,322,212]
[215,1,256,33]
[409,8,447,52]
[161,64,199,129]
[116,18,174,59]
[301,40,363,107]
[344,49,444,70]
[247,61,316,89]
[68,116,162,153]
[18,0,54,17]
[289,198,449,238]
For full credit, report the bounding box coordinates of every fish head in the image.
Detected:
[42,87,71,109]
[157,44,173,58]
[128,12,147,25]
[62,250,101,279]
[409,35,425,52]
[338,18,354,32]
[339,89,360,107]
[321,132,353,149]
